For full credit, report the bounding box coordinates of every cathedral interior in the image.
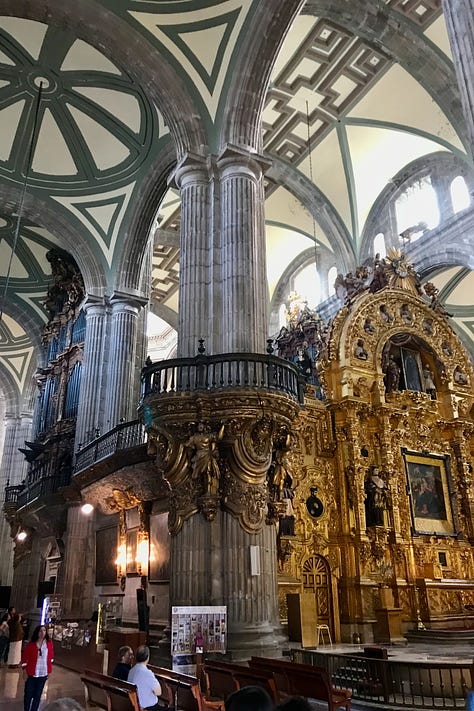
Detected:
[0,0,474,661]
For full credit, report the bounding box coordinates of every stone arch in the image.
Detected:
[114,142,177,295]
[0,0,207,157]
[0,181,106,297]
[360,152,473,263]
[266,157,355,269]
[221,0,305,151]
[0,368,21,418]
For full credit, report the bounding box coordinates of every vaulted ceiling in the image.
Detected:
[0,0,473,411]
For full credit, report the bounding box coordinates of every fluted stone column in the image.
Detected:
[61,505,95,617]
[10,535,44,613]
[172,154,212,357]
[170,510,284,659]
[75,298,108,447]
[0,415,32,585]
[105,294,147,429]
[217,146,270,353]
[442,0,474,157]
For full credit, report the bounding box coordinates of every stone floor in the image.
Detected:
[0,641,471,710]
[0,663,91,710]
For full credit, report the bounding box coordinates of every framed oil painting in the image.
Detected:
[402,449,456,536]
[126,527,138,576]
[149,512,170,582]
[95,526,118,585]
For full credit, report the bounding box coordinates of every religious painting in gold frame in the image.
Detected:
[126,528,138,576]
[402,449,455,536]
[149,512,170,583]
[95,526,118,585]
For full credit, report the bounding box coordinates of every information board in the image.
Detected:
[171,605,227,655]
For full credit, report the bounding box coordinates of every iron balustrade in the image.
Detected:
[293,648,472,709]
[3,485,24,504]
[4,467,73,509]
[141,352,305,404]
[74,419,146,473]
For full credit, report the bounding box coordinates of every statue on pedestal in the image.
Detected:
[365,466,388,527]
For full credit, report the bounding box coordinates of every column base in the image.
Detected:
[226,623,288,661]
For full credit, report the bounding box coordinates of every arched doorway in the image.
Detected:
[302,555,333,635]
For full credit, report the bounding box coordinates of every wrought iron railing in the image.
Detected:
[293,648,472,709]
[4,467,73,509]
[3,485,24,504]
[141,352,305,404]
[74,419,146,473]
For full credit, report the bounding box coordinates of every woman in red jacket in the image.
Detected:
[21,625,54,711]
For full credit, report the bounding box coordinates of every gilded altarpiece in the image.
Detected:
[277,253,474,642]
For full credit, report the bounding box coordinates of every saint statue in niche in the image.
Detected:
[422,364,436,399]
[384,354,400,393]
[364,466,388,527]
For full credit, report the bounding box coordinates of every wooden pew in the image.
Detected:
[148,663,223,711]
[250,656,292,697]
[249,657,351,711]
[81,668,140,711]
[203,660,280,704]
[203,662,239,701]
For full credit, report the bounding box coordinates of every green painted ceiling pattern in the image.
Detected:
[0,0,472,409]
[99,0,254,130]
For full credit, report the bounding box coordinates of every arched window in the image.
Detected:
[395,176,440,241]
[327,266,337,296]
[450,175,470,213]
[373,233,386,259]
[294,264,320,308]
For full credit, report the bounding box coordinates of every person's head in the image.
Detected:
[276,698,311,711]
[42,699,84,711]
[31,625,50,643]
[225,686,274,711]
[8,606,16,615]
[135,645,150,664]
[118,646,133,664]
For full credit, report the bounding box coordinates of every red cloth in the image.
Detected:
[21,640,54,676]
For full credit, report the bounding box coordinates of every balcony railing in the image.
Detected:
[75,419,146,474]
[4,467,73,509]
[141,352,305,404]
[3,485,24,505]
[293,648,472,709]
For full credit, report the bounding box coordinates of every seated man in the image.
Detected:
[112,645,133,681]
[127,645,161,710]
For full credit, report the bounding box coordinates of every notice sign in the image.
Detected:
[171,605,227,655]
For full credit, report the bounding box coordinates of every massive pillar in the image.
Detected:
[442,0,474,157]
[173,155,212,357]
[0,415,31,585]
[75,298,108,447]
[61,505,95,618]
[217,147,270,353]
[105,294,147,428]
[142,143,302,658]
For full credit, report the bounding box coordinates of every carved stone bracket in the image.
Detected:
[140,389,300,535]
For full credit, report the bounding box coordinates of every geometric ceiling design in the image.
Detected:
[0,0,473,412]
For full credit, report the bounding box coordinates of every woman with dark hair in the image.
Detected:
[21,624,54,711]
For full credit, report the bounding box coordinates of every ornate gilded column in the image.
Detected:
[171,154,212,358]
[105,293,147,428]
[216,146,271,354]
[144,381,300,659]
[75,297,108,447]
[442,0,474,156]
